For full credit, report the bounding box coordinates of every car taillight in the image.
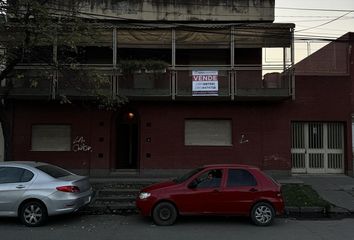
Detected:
[56,186,80,193]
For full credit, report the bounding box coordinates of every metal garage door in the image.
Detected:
[291,122,344,174]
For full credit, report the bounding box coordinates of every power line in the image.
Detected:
[2,4,353,44]
[296,11,354,32]
[276,6,354,12]
[276,17,354,23]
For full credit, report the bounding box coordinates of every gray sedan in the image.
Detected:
[0,161,93,227]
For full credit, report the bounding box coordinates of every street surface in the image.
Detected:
[0,214,353,240]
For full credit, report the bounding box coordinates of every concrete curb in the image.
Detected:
[81,205,354,219]
[285,206,328,218]
[285,206,354,219]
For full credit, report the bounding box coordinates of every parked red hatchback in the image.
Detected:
[136,164,284,226]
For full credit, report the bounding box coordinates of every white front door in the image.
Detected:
[291,122,344,174]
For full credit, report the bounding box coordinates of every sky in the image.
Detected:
[274,0,354,62]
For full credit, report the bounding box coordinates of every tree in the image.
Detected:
[0,0,124,104]
[0,0,126,161]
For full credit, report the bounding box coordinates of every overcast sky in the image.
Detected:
[274,0,354,61]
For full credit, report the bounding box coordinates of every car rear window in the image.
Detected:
[227,169,257,187]
[36,165,71,178]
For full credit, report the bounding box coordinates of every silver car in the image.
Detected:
[0,161,93,227]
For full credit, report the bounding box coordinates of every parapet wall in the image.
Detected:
[75,0,275,22]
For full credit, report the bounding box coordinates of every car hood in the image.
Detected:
[142,181,177,192]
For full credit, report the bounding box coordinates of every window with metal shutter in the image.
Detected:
[31,125,71,151]
[185,120,232,146]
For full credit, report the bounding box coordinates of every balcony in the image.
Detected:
[235,65,292,101]
[57,67,112,98]
[1,67,53,99]
[1,65,112,99]
[116,64,293,101]
[118,70,171,99]
[1,63,293,101]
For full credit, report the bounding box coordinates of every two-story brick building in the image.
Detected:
[0,1,353,176]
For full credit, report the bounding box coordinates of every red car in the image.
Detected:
[136,164,284,226]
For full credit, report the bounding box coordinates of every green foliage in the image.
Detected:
[119,59,169,73]
[282,184,331,209]
[0,0,127,108]
[96,95,128,111]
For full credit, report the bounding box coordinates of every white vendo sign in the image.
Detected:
[192,71,219,96]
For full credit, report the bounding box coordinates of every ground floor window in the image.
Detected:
[31,125,71,151]
[184,119,232,146]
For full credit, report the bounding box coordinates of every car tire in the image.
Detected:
[152,202,178,226]
[250,202,275,226]
[20,201,48,227]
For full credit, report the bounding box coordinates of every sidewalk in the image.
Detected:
[277,175,354,216]
[87,174,354,218]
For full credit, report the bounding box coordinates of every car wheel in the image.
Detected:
[251,202,275,226]
[152,202,178,226]
[20,201,48,227]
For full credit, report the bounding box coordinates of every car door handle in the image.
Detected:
[213,189,220,193]
[249,188,258,192]
[16,185,25,189]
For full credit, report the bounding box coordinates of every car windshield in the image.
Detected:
[173,167,204,183]
[36,164,71,178]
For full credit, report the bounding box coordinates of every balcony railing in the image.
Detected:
[235,65,292,100]
[1,64,293,101]
[1,68,53,98]
[118,70,171,97]
[57,68,112,98]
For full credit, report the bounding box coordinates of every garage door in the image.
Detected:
[291,122,344,174]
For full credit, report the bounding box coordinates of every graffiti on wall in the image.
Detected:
[72,136,92,152]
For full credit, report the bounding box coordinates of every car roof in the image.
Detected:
[0,161,48,168]
[203,164,259,169]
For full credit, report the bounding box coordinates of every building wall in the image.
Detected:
[350,33,354,111]
[8,73,353,175]
[137,101,290,170]
[74,0,275,22]
[11,103,114,175]
[136,74,352,173]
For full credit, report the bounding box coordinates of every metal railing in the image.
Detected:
[1,64,294,100]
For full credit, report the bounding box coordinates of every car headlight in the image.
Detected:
[139,192,151,200]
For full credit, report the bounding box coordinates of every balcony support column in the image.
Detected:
[291,28,295,100]
[230,26,235,100]
[113,27,118,97]
[172,28,176,100]
[51,35,58,100]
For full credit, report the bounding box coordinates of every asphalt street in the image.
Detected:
[0,214,354,240]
